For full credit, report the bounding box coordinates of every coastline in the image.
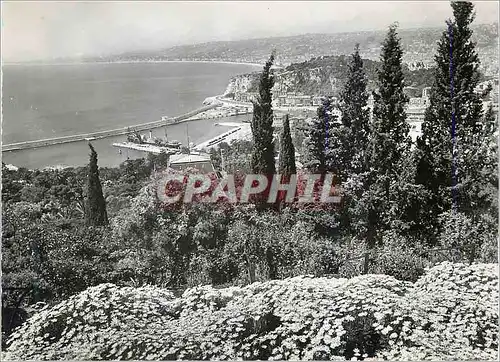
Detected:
[2,60,265,68]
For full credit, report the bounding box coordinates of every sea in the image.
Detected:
[1,62,260,169]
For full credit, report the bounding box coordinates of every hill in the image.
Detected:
[224,54,436,97]
[88,23,498,76]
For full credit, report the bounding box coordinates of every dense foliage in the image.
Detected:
[302,97,338,174]
[1,158,154,344]
[250,53,277,207]
[4,262,498,361]
[368,24,410,178]
[2,1,497,358]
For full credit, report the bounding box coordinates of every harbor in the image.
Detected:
[112,121,251,155]
[2,113,253,169]
[2,95,255,153]
[1,104,220,152]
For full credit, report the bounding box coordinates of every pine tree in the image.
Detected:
[85,143,108,226]
[338,44,370,179]
[303,97,338,174]
[278,114,296,177]
[251,53,276,177]
[368,24,410,177]
[415,1,487,215]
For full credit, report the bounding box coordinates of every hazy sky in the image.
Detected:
[2,1,499,62]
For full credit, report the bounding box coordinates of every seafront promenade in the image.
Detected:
[2,104,219,152]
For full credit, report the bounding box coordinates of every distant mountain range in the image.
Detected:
[79,23,498,75]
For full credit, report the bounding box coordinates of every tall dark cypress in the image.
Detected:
[85,143,108,226]
[251,53,276,177]
[303,97,337,174]
[339,44,370,178]
[368,23,410,177]
[360,24,409,248]
[278,114,296,177]
[415,1,487,214]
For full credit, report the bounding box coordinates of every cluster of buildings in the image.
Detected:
[406,61,434,71]
[233,78,498,144]
[165,79,499,174]
[475,79,499,99]
[273,93,325,108]
[405,88,431,141]
[168,153,215,174]
[233,91,329,108]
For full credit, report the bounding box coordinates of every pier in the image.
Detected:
[111,142,180,155]
[193,123,252,151]
[2,104,219,152]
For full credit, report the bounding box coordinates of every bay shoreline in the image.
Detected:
[3,60,265,68]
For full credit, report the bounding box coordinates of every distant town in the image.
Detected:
[219,70,499,147]
[26,22,497,78]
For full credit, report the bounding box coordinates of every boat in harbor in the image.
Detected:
[142,138,182,149]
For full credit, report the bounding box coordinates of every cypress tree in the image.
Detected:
[338,44,370,179]
[415,1,487,215]
[278,114,296,177]
[303,96,337,174]
[85,143,108,226]
[368,23,410,177]
[251,53,276,177]
[360,24,409,248]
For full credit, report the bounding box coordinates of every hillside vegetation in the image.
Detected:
[249,55,434,96]
[226,55,436,97]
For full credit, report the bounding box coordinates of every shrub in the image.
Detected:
[379,262,499,360]
[368,232,427,282]
[4,284,177,360]
[5,262,498,361]
[438,211,495,263]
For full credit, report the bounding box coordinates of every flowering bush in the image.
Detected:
[379,262,499,360]
[4,284,177,360]
[4,262,498,360]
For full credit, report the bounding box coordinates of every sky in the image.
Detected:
[2,1,499,62]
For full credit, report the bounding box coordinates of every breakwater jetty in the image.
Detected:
[2,104,219,152]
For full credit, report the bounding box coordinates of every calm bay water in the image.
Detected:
[2,62,259,168]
